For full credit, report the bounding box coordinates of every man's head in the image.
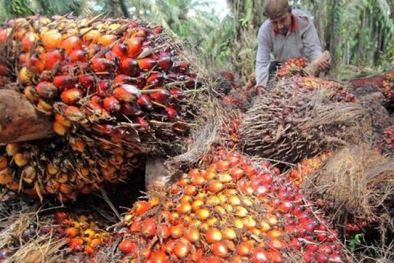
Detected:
[263,0,292,34]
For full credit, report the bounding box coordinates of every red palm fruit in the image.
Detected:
[28,55,44,73]
[64,106,86,122]
[138,58,157,71]
[111,42,128,59]
[170,88,186,103]
[120,58,139,76]
[164,106,178,121]
[86,95,103,115]
[21,32,38,53]
[150,88,171,105]
[113,74,135,85]
[36,81,59,99]
[134,117,150,130]
[60,88,84,105]
[45,49,65,70]
[69,50,88,64]
[120,102,141,117]
[141,218,157,237]
[18,54,29,67]
[90,58,116,72]
[96,80,111,97]
[137,94,153,110]
[153,25,163,34]
[172,60,189,73]
[103,96,121,112]
[126,37,143,58]
[105,51,118,61]
[87,44,101,59]
[158,55,173,71]
[53,75,77,91]
[146,72,165,86]
[113,87,135,102]
[97,34,117,47]
[120,84,141,97]
[61,36,83,54]
[78,74,96,89]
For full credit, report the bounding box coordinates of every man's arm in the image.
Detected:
[255,24,272,87]
[300,19,322,63]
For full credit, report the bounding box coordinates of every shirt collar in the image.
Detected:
[272,13,298,35]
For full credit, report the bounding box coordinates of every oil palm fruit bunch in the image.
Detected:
[287,151,333,188]
[0,14,206,155]
[275,57,308,79]
[0,209,114,262]
[118,147,345,263]
[0,135,144,202]
[381,70,394,102]
[241,77,367,164]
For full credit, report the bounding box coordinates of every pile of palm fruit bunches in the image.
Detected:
[0,15,208,202]
[0,14,375,262]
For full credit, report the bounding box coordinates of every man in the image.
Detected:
[255,0,330,89]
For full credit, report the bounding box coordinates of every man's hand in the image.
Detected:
[318,54,331,72]
[255,85,265,95]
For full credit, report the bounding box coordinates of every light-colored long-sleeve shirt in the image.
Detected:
[255,9,322,86]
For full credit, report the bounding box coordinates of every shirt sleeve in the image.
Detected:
[301,20,322,62]
[255,24,272,87]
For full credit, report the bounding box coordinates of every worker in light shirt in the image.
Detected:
[255,0,331,91]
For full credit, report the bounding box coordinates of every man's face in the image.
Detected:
[270,12,291,35]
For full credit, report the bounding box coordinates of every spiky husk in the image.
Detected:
[302,144,394,236]
[240,76,372,164]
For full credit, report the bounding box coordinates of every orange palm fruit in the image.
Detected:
[53,121,68,135]
[55,113,72,127]
[97,34,117,47]
[61,35,83,54]
[60,88,84,105]
[64,106,86,122]
[18,66,32,84]
[0,169,12,185]
[5,143,20,156]
[37,99,54,112]
[23,85,39,102]
[13,152,29,167]
[40,29,63,50]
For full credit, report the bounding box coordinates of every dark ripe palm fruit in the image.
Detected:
[137,94,153,111]
[241,76,363,164]
[36,81,59,99]
[120,147,346,262]
[90,58,116,72]
[120,58,139,76]
[53,75,77,91]
[149,88,171,105]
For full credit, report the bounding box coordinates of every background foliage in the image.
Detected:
[0,0,393,82]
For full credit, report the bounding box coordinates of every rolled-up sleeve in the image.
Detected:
[255,24,272,87]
